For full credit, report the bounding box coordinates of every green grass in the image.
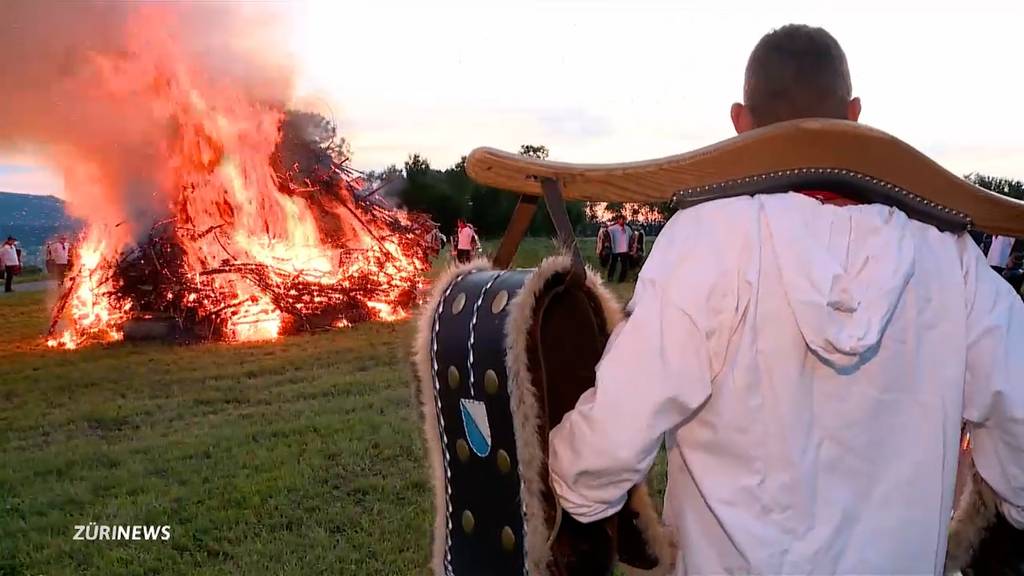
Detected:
[8,271,47,285]
[0,238,658,575]
[13,273,46,285]
[7,265,47,285]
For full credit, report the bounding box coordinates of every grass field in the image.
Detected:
[0,238,656,576]
[6,268,47,285]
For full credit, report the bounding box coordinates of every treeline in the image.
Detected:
[966,173,1024,200]
[377,145,587,238]
[370,145,672,238]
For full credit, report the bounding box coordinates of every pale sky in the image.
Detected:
[3,0,1022,197]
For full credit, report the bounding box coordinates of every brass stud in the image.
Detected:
[462,510,475,535]
[501,526,516,551]
[456,439,470,462]
[451,292,467,315]
[496,449,511,475]
[490,290,509,314]
[484,370,500,395]
[447,366,460,390]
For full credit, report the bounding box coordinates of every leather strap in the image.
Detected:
[671,167,971,233]
[540,177,586,281]
[493,195,540,269]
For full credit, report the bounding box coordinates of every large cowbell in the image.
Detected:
[413,256,675,576]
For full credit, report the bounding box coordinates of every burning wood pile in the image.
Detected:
[47,186,436,348]
[32,10,438,349]
[46,112,437,349]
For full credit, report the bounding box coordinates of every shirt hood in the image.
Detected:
[761,194,916,370]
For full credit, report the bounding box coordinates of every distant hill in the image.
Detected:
[0,191,83,266]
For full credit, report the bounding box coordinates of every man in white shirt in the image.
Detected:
[549,24,1024,575]
[1,236,21,293]
[605,215,632,283]
[987,234,1014,273]
[47,234,71,286]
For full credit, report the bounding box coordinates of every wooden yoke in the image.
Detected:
[466,118,1024,244]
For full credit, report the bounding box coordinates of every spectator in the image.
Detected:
[1,236,21,293]
[1002,252,1024,295]
[605,215,631,283]
[47,234,71,286]
[596,223,611,268]
[455,219,479,264]
[987,234,1013,274]
[629,222,646,272]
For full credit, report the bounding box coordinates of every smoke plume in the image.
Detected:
[0,1,295,242]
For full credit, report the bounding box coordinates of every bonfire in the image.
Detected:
[43,15,436,349]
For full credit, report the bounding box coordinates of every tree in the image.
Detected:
[385,145,590,239]
[404,153,432,176]
[518,144,550,160]
[966,173,1024,201]
[400,154,465,234]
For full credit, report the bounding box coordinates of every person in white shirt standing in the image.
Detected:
[549,24,1024,575]
[1,236,21,293]
[987,234,1014,274]
[605,215,632,283]
[47,234,71,286]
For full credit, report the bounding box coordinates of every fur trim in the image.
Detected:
[503,255,575,576]
[504,254,674,575]
[416,254,674,575]
[620,484,678,575]
[945,458,1000,574]
[413,258,493,576]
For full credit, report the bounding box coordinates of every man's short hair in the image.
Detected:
[744,24,852,127]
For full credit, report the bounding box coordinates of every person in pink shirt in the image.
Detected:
[454,219,479,264]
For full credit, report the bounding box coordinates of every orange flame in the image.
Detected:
[48,226,132,349]
[46,9,430,349]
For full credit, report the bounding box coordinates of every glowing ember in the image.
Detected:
[45,9,434,349]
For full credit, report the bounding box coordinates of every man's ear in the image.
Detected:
[847,97,862,122]
[731,102,754,134]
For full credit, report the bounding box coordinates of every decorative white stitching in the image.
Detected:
[467,271,506,398]
[431,271,472,576]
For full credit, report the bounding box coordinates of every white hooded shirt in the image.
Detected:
[549,193,1024,575]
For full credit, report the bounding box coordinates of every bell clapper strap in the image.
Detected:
[539,177,586,283]
[491,177,584,279]
[546,500,564,548]
[492,194,540,269]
